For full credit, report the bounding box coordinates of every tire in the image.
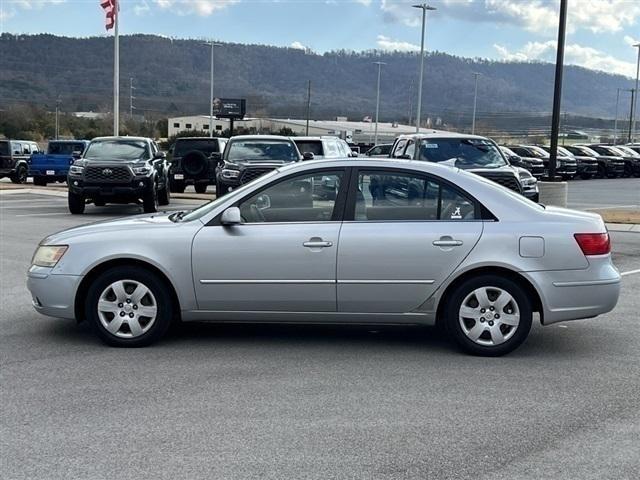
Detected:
[216,182,230,198]
[143,185,158,213]
[624,163,634,178]
[169,179,185,194]
[33,176,47,186]
[194,183,208,194]
[10,164,27,184]
[443,274,533,356]
[68,191,85,214]
[158,182,171,206]
[84,266,173,347]
[181,151,208,177]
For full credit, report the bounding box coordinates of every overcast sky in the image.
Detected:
[1,0,638,78]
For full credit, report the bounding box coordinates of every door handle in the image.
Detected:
[433,239,463,247]
[303,238,333,248]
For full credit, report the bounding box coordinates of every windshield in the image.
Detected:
[179,169,280,222]
[84,140,149,161]
[294,140,323,156]
[174,139,220,157]
[0,141,9,156]
[48,142,86,155]
[540,146,571,157]
[227,140,299,162]
[418,138,507,168]
[525,146,549,158]
[567,145,597,157]
[616,146,640,157]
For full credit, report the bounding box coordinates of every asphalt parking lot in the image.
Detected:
[1,189,639,480]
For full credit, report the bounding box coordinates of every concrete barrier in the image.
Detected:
[538,181,568,207]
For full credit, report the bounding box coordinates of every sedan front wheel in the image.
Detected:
[444,274,532,356]
[85,266,173,347]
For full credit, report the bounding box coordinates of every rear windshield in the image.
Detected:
[294,140,324,156]
[418,138,507,168]
[174,139,220,157]
[84,140,149,161]
[0,141,9,156]
[227,140,299,162]
[48,142,86,155]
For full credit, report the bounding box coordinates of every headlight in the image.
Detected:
[32,245,68,268]
[69,165,84,174]
[221,169,240,179]
[521,176,537,186]
[132,166,151,175]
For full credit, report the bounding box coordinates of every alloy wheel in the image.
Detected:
[458,286,520,346]
[97,279,157,338]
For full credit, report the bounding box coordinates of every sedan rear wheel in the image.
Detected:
[445,274,532,356]
[85,267,172,347]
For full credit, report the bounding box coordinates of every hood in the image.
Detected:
[79,158,147,166]
[452,164,517,175]
[42,212,180,244]
[224,158,298,167]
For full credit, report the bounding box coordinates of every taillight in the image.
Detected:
[574,233,610,255]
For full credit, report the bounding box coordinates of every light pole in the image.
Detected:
[628,88,636,143]
[614,88,621,144]
[471,72,481,135]
[55,96,61,140]
[413,4,436,133]
[373,61,386,145]
[632,43,639,142]
[205,42,222,137]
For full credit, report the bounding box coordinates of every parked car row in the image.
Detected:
[499,143,639,180]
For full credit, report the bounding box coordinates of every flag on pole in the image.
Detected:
[100,0,117,31]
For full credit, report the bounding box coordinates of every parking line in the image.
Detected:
[621,269,640,277]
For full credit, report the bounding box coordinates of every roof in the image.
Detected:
[174,137,225,141]
[292,136,341,141]
[91,136,152,142]
[395,131,490,140]
[228,135,294,142]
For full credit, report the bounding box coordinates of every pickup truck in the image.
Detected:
[29,140,89,186]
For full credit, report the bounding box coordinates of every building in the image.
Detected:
[167,115,440,145]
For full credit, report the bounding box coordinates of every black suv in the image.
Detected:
[0,139,42,184]
[216,135,302,196]
[67,136,170,214]
[168,137,227,193]
[391,133,539,202]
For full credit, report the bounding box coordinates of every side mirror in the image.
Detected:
[220,207,242,225]
[153,151,166,160]
[302,152,314,160]
[350,151,359,157]
[209,152,221,160]
[72,150,82,159]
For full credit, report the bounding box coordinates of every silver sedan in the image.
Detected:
[27,158,620,355]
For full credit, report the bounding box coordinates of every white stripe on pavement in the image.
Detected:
[621,269,640,277]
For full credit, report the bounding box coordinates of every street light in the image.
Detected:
[373,61,386,145]
[632,43,639,142]
[204,41,222,138]
[412,3,436,133]
[471,72,481,135]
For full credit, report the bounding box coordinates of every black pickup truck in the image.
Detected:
[67,136,170,214]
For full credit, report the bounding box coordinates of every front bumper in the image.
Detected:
[523,256,620,325]
[29,168,69,177]
[68,175,152,197]
[27,266,82,320]
[576,161,598,176]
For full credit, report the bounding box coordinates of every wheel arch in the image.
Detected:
[74,258,181,323]
[435,266,544,326]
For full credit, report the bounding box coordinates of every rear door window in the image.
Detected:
[295,141,324,157]
[391,139,408,158]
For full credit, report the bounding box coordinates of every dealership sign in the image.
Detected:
[212,98,246,119]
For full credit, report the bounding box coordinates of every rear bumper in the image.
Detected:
[27,267,82,320]
[523,256,621,325]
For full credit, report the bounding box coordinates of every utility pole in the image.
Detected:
[412,3,436,133]
[632,43,639,142]
[55,96,61,140]
[129,77,135,117]
[373,61,386,145]
[547,0,568,181]
[614,88,621,144]
[628,88,636,143]
[113,6,119,136]
[205,41,222,138]
[306,80,311,135]
[471,72,480,135]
